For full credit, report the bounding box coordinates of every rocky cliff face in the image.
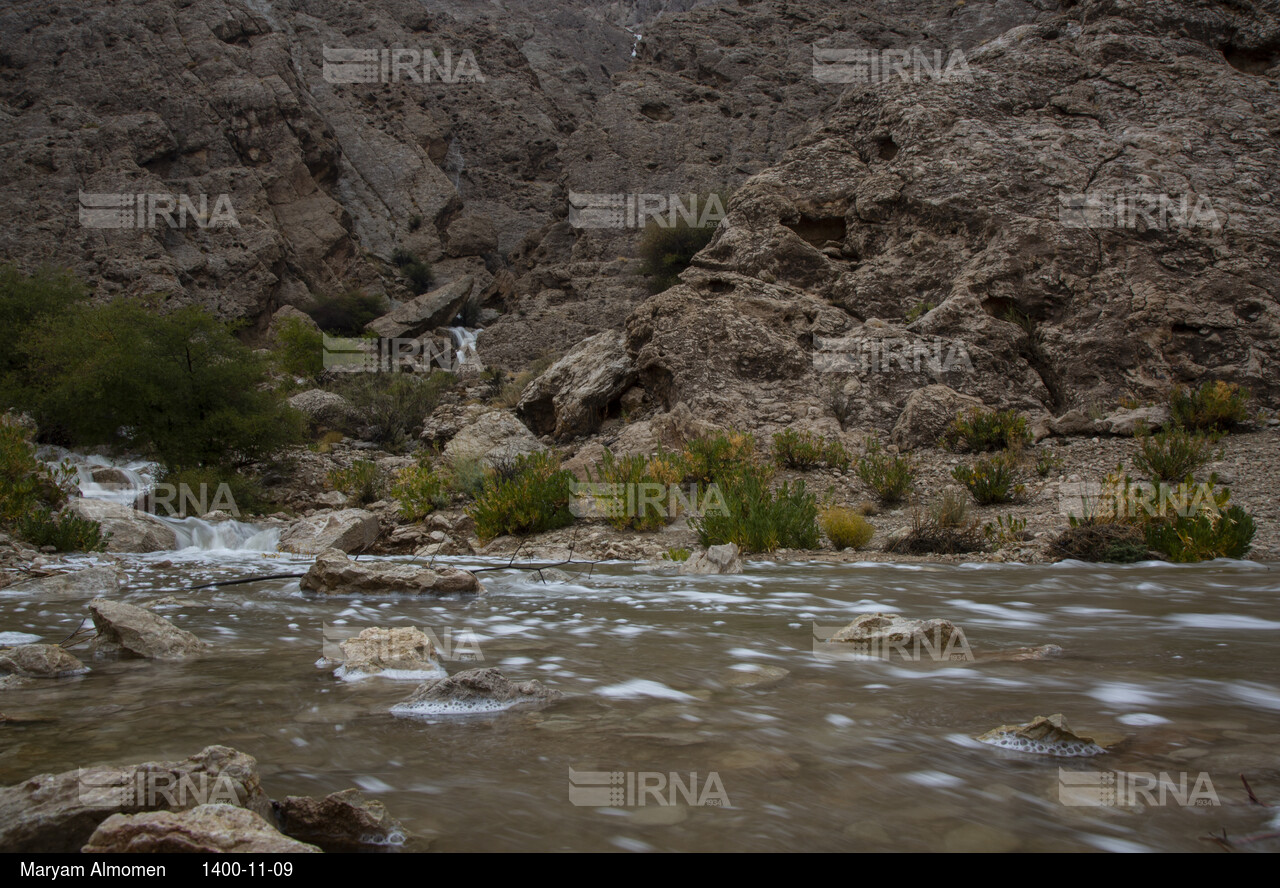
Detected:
[1,0,1277,432]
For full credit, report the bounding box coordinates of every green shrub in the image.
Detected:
[941,408,1031,453]
[772,429,851,471]
[681,430,759,486]
[930,488,970,529]
[469,452,577,542]
[983,514,1028,548]
[584,448,685,531]
[5,295,304,469]
[273,317,324,382]
[304,289,387,335]
[445,456,487,501]
[1132,425,1220,484]
[886,507,985,555]
[638,192,725,293]
[1145,505,1256,563]
[391,464,450,521]
[401,261,435,295]
[692,468,819,554]
[1170,381,1250,433]
[953,453,1024,505]
[15,508,107,552]
[328,459,389,506]
[330,372,455,451]
[1052,520,1150,563]
[905,300,935,323]
[0,265,87,385]
[1035,448,1063,477]
[662,547,692,562]
[820,507,874,550]
[855,436,914,504]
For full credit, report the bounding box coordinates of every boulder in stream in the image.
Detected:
[279,509,380,555]
[826,613,970,661]
[63,499,177,553]
[83,804,320,853]
[88,598,207,660]
[977,714,1110,757]
[679,543,743,575]
[2,564,125,599]
[333,626,446,680]
[0,745,273,852]
[300,549,481,596]
[0,644,88,678]
[276,789,405,850]
[391,667,560,716]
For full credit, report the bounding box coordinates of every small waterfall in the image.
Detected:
[444,139,465,194]
[38,448,280,553]
[447,327,481,368]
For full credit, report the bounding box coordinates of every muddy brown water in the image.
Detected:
[2,552,1278,852]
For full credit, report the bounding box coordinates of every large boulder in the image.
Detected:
[278,509,380,555]
[276,790,405,850]
[266,305,321,344]
[88,598,207,660]
[679,544,743,575]
[0,644,88,678]
[300,549,481,597]
[333,626,446,680]
[517,331,636,440]
[391,667,560,716]
[287,389,355,429]
[365,276,474,340]
[442,409,545,467]
[83,804,320,854]
[62,499,177,553]
[890,385,986,450]
[0,746,273,852]
[2,565,125,599]
[826,613,969,662]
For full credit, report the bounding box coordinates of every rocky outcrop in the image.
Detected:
[441,409,545,467]
[0,644,88,678]
[679,543,743,575]
[0,746,272,853]
[517,331,636,440]
[287,390,355,430]
[275,790,405,850]
[83,804,320,854]
[890,386,986,450]
[365,276,475,340]
[63,500,177,553]
[391,667,560,716]
[300,549,481,597]
[279,509,380,555]
[88,598,207,660]
[333,626,446,680]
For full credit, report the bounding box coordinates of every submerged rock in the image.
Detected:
[0,745,273,852]
[83,804,320,854]
[0,644,88,678]
[391,667,560,717]
[678,543,743,575]
[2,565,125,599]
[333,626,446,681]
[279,509,380,555]
[88,598,207,660]
[976,644,1064,663]
[276,789,405,850]
[63,500,177,553]
[721,664,790,689]
[300,549,481,597]
[828,613,969,661]
[977,714,1109,757]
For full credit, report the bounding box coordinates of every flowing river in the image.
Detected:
[2,548,1278,852]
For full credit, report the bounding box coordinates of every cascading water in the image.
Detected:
[38,448,279,553]
[447,326,481,368]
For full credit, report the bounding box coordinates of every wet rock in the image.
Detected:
[334,627,445,680]
[88,598,207,660]
[148,596,201,610]
[678,543,742,575]
[976,644,1063,663]
[83,804,319,854]
[365,276,474,340]
[442,409,545,467]
[977,714,1109,757]
[721,664,789,689]
[0,644,89,678]
[517,331,636,441]
[2,564,125,599]
[0,745,273,852]
[0,674,33,690]
[890,385,986,450]
[829,613,966,656]
[276,789,405,850]
[63,500,177,553]
[279,509,380,555]
[391,667,560,716]
[300,549,481,597]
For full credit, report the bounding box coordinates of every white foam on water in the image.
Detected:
[825,714,855,728]
[1165,613,1280,630]
[0,631,42,645]
[726,647,785,661]
[352,776,394,793]
[904,770,965,788]
[335,665,447,682]
[391,698,521,717]
[1117,713,1171,726]
[595,679,695,701]
[1083,835,1152,853]
[1088,681,1161,707]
